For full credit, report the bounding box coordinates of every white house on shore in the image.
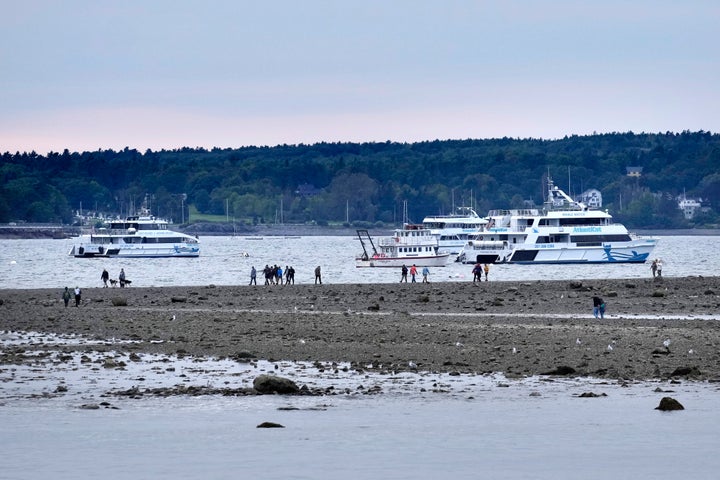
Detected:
[576,189,603,208]
[677,195,702,219]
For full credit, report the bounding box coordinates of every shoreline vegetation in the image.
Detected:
[2,276,719,382]
[0,223,718,240]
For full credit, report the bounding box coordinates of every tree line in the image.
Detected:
[1,130,719,229]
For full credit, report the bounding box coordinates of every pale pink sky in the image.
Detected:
[1,1,718,154]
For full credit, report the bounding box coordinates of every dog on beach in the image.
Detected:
[109,279,118,287]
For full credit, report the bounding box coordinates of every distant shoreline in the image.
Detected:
[0,223,717,240]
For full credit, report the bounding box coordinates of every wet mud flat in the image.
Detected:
[1,276,720,383]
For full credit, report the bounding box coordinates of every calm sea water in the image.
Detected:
[1,234,717,289]
[3,378,719,480]
[2,234,720,479]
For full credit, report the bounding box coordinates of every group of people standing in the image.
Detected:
[400,264,430,283]
[250,265,322,285]
[472,263,490,282]
[62,267,129,308]
[101,268,128,287]
[62,286,82,308]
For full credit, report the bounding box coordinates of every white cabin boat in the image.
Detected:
[457,178,657,264]
[422,207,488,255]
[69,207,199,258]
[355,226,451,268]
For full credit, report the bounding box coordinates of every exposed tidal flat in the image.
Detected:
[2,277,720,381]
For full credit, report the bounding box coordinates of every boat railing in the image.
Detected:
[488,209,541,217]
[378,236,435,247]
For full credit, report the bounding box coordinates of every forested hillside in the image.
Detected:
[2,131,719,229]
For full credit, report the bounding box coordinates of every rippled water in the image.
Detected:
[1,234,717,289]
[3,374,719,480]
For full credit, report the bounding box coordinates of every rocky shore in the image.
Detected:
[2,276,720,382]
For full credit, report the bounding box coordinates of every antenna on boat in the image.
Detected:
[568,165,571,198]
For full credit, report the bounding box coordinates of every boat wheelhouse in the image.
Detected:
[422,207,488,255]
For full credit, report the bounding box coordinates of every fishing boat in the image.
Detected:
[421,206,488,255]
[355,225,451,267]
[68,203,200,258]
[457,178,657,264]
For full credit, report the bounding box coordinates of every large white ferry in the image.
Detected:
[69,208,200,258]
[422,207,488,255]
[457,178,657,264]
[355,225,451,267]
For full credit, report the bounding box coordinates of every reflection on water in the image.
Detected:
[0,235,717,289]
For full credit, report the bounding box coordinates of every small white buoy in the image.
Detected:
[663,339,671,348]
[576,338,582,345]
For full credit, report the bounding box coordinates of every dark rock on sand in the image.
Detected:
[257,422,285,428]
[253,374,300,394]
[541,366,576,376]
[656,397,685,411]
[577,392,608,398]
[670,366,701,377]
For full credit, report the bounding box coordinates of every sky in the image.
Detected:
[1,1,719,154]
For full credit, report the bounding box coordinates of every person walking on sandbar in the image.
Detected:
[62,287,71,308]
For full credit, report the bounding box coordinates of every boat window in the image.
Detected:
[558,218,606,226]
[570,234,632,243]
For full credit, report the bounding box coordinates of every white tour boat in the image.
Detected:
[69,208,200,258]
[355,225,451,267]
[457,178,657,264]
[422,206,488,255]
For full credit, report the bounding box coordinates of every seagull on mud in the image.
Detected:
[408,361,418,371]
[576,338,582,345]
[607,344,614,352]
[663,339,671,349]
